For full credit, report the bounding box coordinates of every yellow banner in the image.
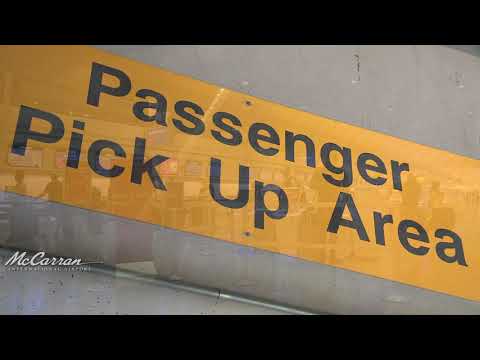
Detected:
[1,45,479,301]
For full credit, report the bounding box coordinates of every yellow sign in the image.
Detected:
[1,45,479,301]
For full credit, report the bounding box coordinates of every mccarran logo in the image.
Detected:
[4,251,95,272]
